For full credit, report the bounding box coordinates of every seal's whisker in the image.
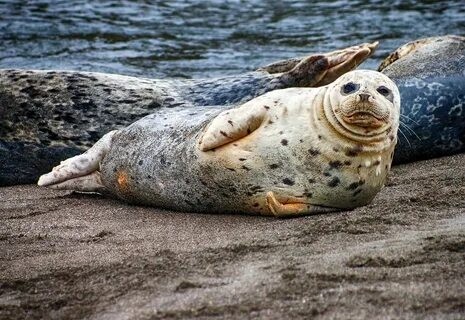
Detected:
[398,127,412,148]
[399,121,421,141]
[400,114,420,125]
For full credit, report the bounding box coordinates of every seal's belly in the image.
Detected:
[196,138,390,213]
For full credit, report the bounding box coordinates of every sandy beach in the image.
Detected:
[1,154,464,319]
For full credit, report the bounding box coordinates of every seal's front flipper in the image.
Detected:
[37,130,118,191]
[265,191,338,218]
[270,42,378,87]
[198,100,269,151]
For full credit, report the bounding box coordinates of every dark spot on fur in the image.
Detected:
[324,172,331,177]
[253,203,260,207]
[373,160,381,166]
[329,160,342,169]
[227,168,236,172]
[303,191,313,198]
[318,135,323,140]
[308,148,320,156]
[333,147,339,152]
[269,164,279,169]
[308,178,315,183]
[328,177,340,187]
[228,120,233,126]
[279,131,283,135]
[268,120,274,125]
[138,160,143,165]
[345,145,363,157]
[220,131,229,137]
[353,189,363,197]
[264,105,270,110]
[242,165,251,171]
[347,182,359,190]
[344,161,352,166]
[282,178,294,186]
[281,139,288,146]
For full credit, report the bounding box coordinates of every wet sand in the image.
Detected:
[1,154,464,319]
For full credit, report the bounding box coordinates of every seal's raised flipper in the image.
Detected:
[198,99,269,151]
[265,192,338,218]
[38,130,118,190]
[260,42,379,87]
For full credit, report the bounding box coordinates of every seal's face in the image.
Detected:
[326,70,400,140]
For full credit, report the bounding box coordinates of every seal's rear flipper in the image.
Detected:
[45,171,105,193]
[38,130,118,191]
[260,42,378,87]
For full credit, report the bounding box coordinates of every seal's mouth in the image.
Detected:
[342,111,386,129]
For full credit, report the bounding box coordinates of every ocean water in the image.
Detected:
[0,0,464,79]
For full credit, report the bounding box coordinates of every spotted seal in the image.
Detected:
[0,42,377,186]
[379,35,465,163]
[38,70,400,216]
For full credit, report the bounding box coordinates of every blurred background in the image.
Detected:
[0,0,464,78]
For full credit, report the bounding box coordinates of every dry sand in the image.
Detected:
[1,154,464,319]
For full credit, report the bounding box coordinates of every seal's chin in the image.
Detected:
[341,111,386,129]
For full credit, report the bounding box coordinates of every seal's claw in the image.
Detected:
[266,191,338,218]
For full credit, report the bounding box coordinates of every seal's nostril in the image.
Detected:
[359,93,370,102]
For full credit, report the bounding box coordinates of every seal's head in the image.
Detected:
[324,70,400,143]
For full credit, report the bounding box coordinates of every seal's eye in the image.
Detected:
[341,82,360,95]
[377,85,394,102]
[377,86,391,96]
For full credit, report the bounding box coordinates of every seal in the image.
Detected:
[0,42,377,186]
[379,35,465,163]
[38,70,400,217]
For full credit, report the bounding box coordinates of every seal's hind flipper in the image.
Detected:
[274,42,378,87]
[46,171,105,193]
[265,192,338,218]
[38,130,118,190]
